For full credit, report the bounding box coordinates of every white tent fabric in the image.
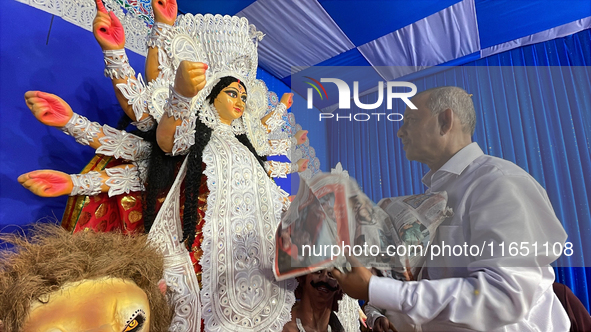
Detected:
[481,16,591,57]
[238,0,355,79]
[357,0,480,81]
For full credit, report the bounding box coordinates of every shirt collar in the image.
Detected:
[422,142,483,188]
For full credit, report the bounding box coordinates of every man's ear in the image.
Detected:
[438,108,453,135]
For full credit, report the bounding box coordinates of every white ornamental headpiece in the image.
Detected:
[161,14,265,133]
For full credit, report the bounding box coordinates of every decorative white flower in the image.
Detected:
[105,165,145,197]
[331,162,349,178]
[172,115,197,156]
[116,73,148,121]
[265,103,287,133]
[97,125,151,161]
[268,138,291,156]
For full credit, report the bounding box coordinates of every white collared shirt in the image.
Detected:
[368,143,570,331]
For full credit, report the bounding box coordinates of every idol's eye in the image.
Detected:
[123,310,146,332]
[225,90,238,98]
[241,95,247,103]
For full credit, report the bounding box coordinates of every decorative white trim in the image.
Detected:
[147,22,174,49]
[335,295,362,332]
[70,171,103,196]
[97,125,151,161]
[103,49,136,79]
[132,159,149,184]
[166,85,194,121]
[105,165,145,196]
[171,115,196,156]
[131,115,156,132]
[60,113,101,146]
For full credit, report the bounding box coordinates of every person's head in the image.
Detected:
[0,224,172,332]
[295,269,343,312]
[350,195,373,223]
[397,86,475,170]
[206,76,248,125]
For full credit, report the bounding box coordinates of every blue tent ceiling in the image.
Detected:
[177,0,590,81]
[174,0,590,110]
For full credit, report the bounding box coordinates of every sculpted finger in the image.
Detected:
[24,90,38,101]
[95,0,107,13]
[93,11,110,22]
[108,11,123,28]
[34,91,50,99]
[191,62,208,70]
[187,69,208,79]
[189,64,208,74]
[195,81,206,91]
[17,173,30,184]
[190,72,206,80]
[93,17,111,31]
[21,178,38,190]
[25,97,46,111]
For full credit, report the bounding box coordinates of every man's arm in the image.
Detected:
[337,174,568,330]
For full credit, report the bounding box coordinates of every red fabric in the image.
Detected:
[63,155,144,234]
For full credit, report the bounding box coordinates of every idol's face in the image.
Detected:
[214,82,247,125]
[305,269,340,300]
[23,278,150,332]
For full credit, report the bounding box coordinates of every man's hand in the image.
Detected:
[331,264,373,301]
[24,91,73,127]
[152,0,177,25]
[93,0,125,50]
[373,316,397,332]
[173,61,208,98]
[280,93,294,109]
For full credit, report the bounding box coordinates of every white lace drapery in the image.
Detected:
[200,123,296,332]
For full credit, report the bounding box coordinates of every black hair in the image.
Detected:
[144,76,267,248]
